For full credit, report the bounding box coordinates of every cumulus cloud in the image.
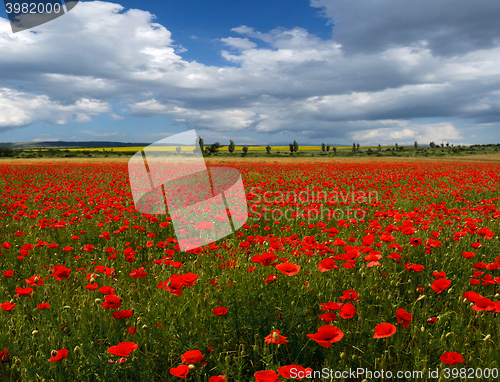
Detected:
[0,1,499,144]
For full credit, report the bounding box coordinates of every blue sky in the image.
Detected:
[1,0,500,145]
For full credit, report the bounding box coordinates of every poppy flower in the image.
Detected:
[306,325,344,348]
[102,295,122,309]
[209,376,226,382]
[318,313,337,323]
[396,308,412,328]
[193,221,213,230]
[85,283,98,291]
[339,289,360,302]
[278,364,313,379]
[275,263,300,276]
[1,243,10,249]
[37,303,50,310]
[431,278,451,294]
[0,350,8,362]
[180,273,199,287]
[113,310,134,319]
[48,348,68,362]
[339,303,357,319]
[320,302,342,311]
[254,370,280,382]
[127,327,137,334]
[3,270,13,277]
[264,330,288,345]
[318,258,339,272]
[51,265,71,280]
[181,349,204,364]
[1,302,15,311]
[129,267,148,278]
[99,286,115,295]
[427,317,438,323]
[462,252,476,259]
[107,342,138,357]
[15,287,33,298]
[212,307,228,316]
[170,364,190,379]
[25,275,44,286]
[440,351,465,365]
[264,275,278,283]
[373,323,396,338]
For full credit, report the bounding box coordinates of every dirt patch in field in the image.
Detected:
[1,153,500,166]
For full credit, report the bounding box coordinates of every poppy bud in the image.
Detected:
[188,364,196,370]
[225,355,231,363]
[416,295,425,302]
[420,326,425,332]
[32,330,38,335]
[90,277,96,283]
[272,331,279,341]
[352,354,357,361]
[340,352,346,361]
[445,332,453,338]
[74,346,82,357]
[94,298,102,304]
[51,350,57,357]
[15,357,21,365]
[63,306,71,310]
[34,277,39,283]
[141,325,148,330]
[484,334,491,342]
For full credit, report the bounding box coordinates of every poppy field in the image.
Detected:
[0,160,500,381]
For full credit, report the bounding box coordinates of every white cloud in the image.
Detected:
[0,1,499,143]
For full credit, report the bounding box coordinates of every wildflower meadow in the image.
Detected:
[0,160,499,381]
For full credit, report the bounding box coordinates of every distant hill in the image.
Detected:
[0,141,151,149]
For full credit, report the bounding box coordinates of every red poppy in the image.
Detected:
[339,303,357,319]
[129,267,148,278]
[112,310,134,319]
[15,287,33,298]
[431,278,451,294]
[440,351,465,365]
[25,275,44,286]
[264,275,279,283]
[1,243,10,249]
[107,342,138,357]
[37,303,50,310]
[306,325,344,348]
[278,364,313,379]
[212,307,228,316]
[102,295,122,309]
[254,370,280,382]
[373,323,396,338]
[193,221,213,230]
[318,258,339,272]
[48,348,68,362]
[180,273,199,287]
[51,265,71,280]
[99,286,115,295]
[85,283,98,291]
[0,350,8,362]
[127,327,137,334]
[339,289,360,302]
[264,330,288,345]
[1,302,15,311]
[3,270,13,277]
[396,308,412,328]
[170,364,189,379]
[275,263,301,276]
[318,313,337,323]
[209,376,226,382]
[462,252,476,258]
[320,302,343,311]
[181,349,204,364]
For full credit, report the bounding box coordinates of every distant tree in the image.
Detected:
[289,143,294,153]
[228,140,235,153]
[176,146,181,154]
[446,142,449,147]
[395,143,399,150]
[414,141,418,149]
[356,143,360,152]
[266,144,271,154]
[326,144,330,152]
[378,144,382,152]
[196,137,204,154]
[293,140,298,153]
[430,141,436,149]
[332,147,337,155]
[321,143,326,152]
[243,145,248,156]
[209,143,219,155]
[352,143,356,153]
